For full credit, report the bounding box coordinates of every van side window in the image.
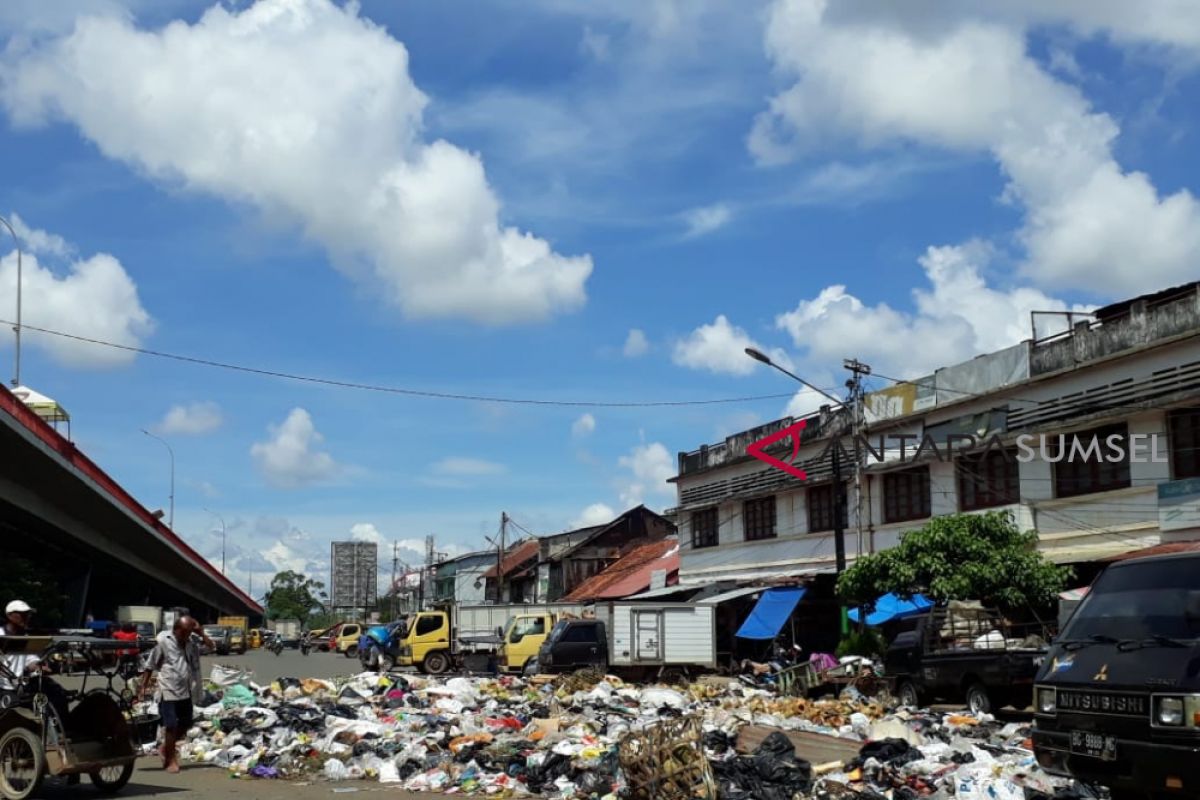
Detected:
[561,624,596,643]
[416,615,443,636]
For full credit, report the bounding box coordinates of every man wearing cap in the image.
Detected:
[138,616,213,773]
[0,600,69,718]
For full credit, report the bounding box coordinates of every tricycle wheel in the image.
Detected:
[89,763,134,795]
[896,681,920,708]
[0,727,45,800]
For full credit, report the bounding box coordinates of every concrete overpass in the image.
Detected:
[0,384,262,626]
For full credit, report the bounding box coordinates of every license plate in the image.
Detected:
[1070,730,1117,761]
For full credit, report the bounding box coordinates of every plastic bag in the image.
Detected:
[210,665,252,687]
[637,688,686,710]
[221,684,257,708]
[324,759,350,781]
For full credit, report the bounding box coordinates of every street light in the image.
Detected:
[0,216,23,388]
[744,348,843,406]
[141,428,175,530]
[205,508,226,575]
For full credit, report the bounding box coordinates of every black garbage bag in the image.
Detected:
[711,732,813,800]
[575,770,612,797]
[852,738,923,768]
[951,750,976,765]
[704,730,734,754]
[525,752,572,793]
[326,703,359,719]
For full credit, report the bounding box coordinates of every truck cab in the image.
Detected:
[1033,552,1200,798]
[537,619,607,672]
[494,613,563,673]
[395,612,453,673]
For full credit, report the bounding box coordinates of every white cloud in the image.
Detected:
[623,328,649,357]
[250,408,339,489]
[571,502,616,529]
[751,0,1200,295]
[154,401,223,436]
[571,413,596,438]
[431,457,507,476]
[580,25,611,60]
[785,387,830,418]
[0,245,152,369]
[617,441,675,507]
[681,203,732,238]
[7,212,72,258]
[672,314,792,376]
[775,241,1090,378]
[350,522,385,545]
[1,0,592,325]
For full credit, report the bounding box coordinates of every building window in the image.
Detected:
[1169,408,1200,479]
[958,450,1020,511]
[690,507,719,549]
[1052,424,1131,498]
[743,496,777,541]
[807,483,847,533]
[883,466,931,523]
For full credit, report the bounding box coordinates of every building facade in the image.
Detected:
[672,284,1200,585]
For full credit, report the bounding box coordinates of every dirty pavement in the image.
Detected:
[135,663,1094,800]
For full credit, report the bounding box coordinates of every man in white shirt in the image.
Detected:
[139,616,214,773]
[0,600,69,719]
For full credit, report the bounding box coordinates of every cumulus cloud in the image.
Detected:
[623,328,649,357]
[673,314,791,376]
[571,502,615,529]
[775,241,1090,378]
[8,212,72,258]
[571,413,596,438]
[250,408,339,489]
[681,203,732,238]
[0,243,152,369]
[750,0,1200,295]
[154,401,223,436]
[0,0,592,324]
[617,441,675,507]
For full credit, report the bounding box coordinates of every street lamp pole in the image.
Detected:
[141,429,175,530]
[0,216,23,388]
[205,508,227,575]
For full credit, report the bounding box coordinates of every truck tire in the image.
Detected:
[965,682,992,715]
[896,681,920,708]
[345,645,358,658]
[425,651,451,675]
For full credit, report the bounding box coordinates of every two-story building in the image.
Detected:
[672,282,1200,588]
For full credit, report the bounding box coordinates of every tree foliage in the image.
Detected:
[264,570,327,625]
[836,511,1072,612]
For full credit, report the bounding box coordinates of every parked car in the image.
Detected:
[202,625,232,655]
[884,601,1049,713]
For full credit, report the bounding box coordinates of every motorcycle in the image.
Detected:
[269,638,283,656]
[299,636,311,656]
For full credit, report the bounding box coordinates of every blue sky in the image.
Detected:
[2,0,1199,596]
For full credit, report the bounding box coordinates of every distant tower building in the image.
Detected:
[330,541,377,618]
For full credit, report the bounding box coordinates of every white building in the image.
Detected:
[671,283,1200,586]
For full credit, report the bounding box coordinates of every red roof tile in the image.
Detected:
[1104,541,1200,561]
[562,538,680,601]
[481,539,540,579]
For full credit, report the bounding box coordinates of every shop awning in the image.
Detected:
[847,593,933,626]
[735,587,806,640]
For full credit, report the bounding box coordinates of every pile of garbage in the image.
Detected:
[132,665,1084,799]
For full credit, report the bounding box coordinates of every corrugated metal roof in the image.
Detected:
[698,586,764,605]
[562,539,679,601]
[481,539,540,579]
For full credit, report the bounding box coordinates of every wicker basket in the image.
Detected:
[618,715,717,800]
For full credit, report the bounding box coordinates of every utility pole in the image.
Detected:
[843,358,872,558]
[390,542,398,621]
[496,512,508,604]
[0,216,23,388]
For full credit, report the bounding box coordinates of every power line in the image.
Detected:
[1,319,795,408]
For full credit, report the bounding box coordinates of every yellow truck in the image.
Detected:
[218,616,249,654]
[392,603,583,675]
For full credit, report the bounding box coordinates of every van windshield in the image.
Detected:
[548,620,569,644]
[1063,558,1200,642]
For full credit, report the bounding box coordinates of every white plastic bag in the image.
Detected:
[324,759,350,781]
[638,688,686,710]
[209,665,252,687]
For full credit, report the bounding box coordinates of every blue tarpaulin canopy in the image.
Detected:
[847,593,933,626]
[735,587,806,640]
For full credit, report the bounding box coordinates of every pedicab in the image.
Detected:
[0,636,147,800]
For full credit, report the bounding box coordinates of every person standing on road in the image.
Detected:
[138,616,214,773]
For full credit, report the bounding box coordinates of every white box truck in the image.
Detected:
[535,601,717,679]
[117,606,163,644]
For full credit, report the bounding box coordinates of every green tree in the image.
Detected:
[836,511,1072,612]
[0,555,68,628]
[264,570,327,625]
